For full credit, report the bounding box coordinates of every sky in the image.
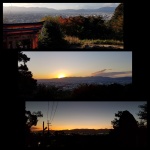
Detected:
[21,52,132,79]
[25,101,146,131]
[3,3,120,10]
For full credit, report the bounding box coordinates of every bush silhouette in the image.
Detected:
[115,110,138,147]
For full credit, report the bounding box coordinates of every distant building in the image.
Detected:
[3,21,44,49]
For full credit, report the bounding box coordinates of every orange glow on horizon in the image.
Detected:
[57,73,66,78]
[31,125,112,131]
[33,72,69,79]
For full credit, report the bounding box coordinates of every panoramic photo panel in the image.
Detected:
[25,101,147,148]
[18,51,132,99]
[3,3,123,49]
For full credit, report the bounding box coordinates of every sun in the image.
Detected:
[58,74,65,78]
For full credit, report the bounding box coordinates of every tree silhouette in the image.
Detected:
[111,110,138,147]
[25,107,43,147]
[137,103,147,127]
[18,51,37,97]
[111,111,123,129]
[25,108,43,130]
[118,110,138,146]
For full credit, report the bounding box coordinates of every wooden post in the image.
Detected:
[47,120,52,134]
[43,121,44,135]
[42,121,47,136]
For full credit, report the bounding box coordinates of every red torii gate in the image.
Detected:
[3,21,44,49]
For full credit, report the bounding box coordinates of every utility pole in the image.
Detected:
[43,121,47,136]
[43,121,44,135]
[47,120,52,134]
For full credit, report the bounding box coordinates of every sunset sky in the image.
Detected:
[25,101,146,131]
[3,3,120,10]
[21,52,132,79]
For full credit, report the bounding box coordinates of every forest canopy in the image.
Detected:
[38,3,123,48]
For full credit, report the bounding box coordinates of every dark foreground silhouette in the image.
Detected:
[25,129,147,148]
[25,110,147,148]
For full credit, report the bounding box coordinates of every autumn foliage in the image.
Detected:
[38,3,123,48]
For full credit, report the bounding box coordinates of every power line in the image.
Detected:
[51,102,56,123]
[51,101,58,123]
[47,101,49,121]
[49,101,54,123]
[46,101,59,130]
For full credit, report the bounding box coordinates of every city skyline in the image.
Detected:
[25,101,146,131]
[3,3,120,10]
[21,52,132,79]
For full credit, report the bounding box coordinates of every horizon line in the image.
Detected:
[31,128,112,132]
[35,75,132,80]
[3,6,117,10]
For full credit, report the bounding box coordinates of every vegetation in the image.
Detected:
[25,108,147,148]
[111,111,123,129]
[108,3,123,40]
[38,3,123,49]
[25,107,43,146]
[65,36,123,45]
[18,51,132,100]
[38,16,68,49]
[111,104,147,130]
[25,108,43,132]
[18,51,37,98]
[110,110,139,147]
[110,108,147,147]
[31,83,132,100]
[59,15,108,39]
[137,103,147,127]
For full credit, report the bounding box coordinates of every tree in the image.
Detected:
[108,3,123,40]
[111,111,123,129]
[137,103,147,127]
[25,107,43,147]
[25,108,43,130]
[18,51,37,97]
[111,110,138,147]
[38,16,68,49]
[111,110,138,129]
[59,15,107,39]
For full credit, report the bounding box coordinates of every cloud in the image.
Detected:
[92,70,132,78]
[92,69,112,76]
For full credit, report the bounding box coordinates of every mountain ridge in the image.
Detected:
[32,128,111,134]
[37,76,132,85]
[37,76,132,80]
[3,6,116,13]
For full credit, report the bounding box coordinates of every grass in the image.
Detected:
[64,36,123,46]
[64,36,81,45]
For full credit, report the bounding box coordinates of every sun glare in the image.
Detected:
[58,74,65,78]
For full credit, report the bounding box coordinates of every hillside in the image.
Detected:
[3,6,116,14]
[37,76,132,85]
[33,128,110,134]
